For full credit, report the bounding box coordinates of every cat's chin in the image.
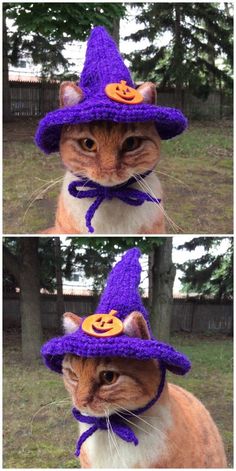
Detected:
[89,175,132,187]
[77,406,116,417]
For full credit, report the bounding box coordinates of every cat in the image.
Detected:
[61,311,227,468]
[43,82,165,234]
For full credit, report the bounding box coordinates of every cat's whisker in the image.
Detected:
[105,409,114,463]
[29,180,56,198]
[135,173,174,226]
[30,397,71,434]
[114,403,167,434]
[154,170,191,190]
[113,402,180,453]
[133,168,186,233]
[115,411,153,437]
[23,177,64,222]
[106,413,127,467]
[75,177,89,198]
[135,165,191,191]
[133,172,184,233]
[29,176,64,200]
[130,171,178,233]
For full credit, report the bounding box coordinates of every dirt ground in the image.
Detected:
[3,118,233,234]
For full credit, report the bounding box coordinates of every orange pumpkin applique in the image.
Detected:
[105,80,143,104]
[82,309,123,338]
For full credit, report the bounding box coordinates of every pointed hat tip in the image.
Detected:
[88,25,113,41]
[121,247,141,263]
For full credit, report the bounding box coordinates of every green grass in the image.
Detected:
[3,332,78,468]
[171,333,233,467]
[3,332,233,468]
[3,118,63,233]
[3,118,233,234]
[159,120,233,233]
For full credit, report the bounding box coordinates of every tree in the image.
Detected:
[126,3,233,105]
[149,238,175,342]
[4,237,72,294]
[3,237,73,361]
[4,3,126,120]
[176,237,233,300]
[4,238,43,363]
[3,6,11,121]
[54,237,65,328]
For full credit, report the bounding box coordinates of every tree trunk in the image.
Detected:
[149,239,176,343]
[207,20,216,88]
[54,237,64,328]
[173,4,183,108]
[111,18,120,48]
[3,7,12,122]
[19,238,43,363]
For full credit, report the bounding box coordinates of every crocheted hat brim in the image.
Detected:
[35,98,187,154]
[41,328,191,376]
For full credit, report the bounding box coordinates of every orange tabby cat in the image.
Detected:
[44,82,165,234]
[62,313,227,468]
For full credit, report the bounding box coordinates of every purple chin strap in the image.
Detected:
[68,171,161,234]
[72,363,166,457]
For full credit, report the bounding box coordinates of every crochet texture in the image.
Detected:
[35,26,188,154]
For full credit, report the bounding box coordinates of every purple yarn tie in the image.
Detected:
[72,410,138,457]
[68,171,161,233]
[72,364,166,457]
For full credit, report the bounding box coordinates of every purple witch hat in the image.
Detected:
[35,26,187,154]
[41,248,191,376]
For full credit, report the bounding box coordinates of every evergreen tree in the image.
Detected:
[126,3,233,104]
[176,237,233,300]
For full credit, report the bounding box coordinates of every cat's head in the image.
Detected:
[62,311,162,417]
[59,82,161,186]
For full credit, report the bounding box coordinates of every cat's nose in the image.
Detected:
[100,155,117,172]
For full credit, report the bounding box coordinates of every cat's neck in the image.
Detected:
[58,170,164,234]
[79,382,172,468]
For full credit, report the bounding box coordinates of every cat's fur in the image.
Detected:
[62,312,227,468]
[43,82,165,234]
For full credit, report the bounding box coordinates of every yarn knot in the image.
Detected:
[68,171,161,233]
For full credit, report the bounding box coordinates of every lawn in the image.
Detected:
[3,332,233,468]
[3,118,233,234]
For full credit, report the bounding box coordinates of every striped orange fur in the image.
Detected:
[62,355,226,468]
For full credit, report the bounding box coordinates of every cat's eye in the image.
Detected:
[100,370,119,385]
[79,138,97,152]
[122,136,141,153]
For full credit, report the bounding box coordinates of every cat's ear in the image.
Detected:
[136,82,157,105]
[59,82,84,107]
[63,312,82,333]
[123,311,151,340]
